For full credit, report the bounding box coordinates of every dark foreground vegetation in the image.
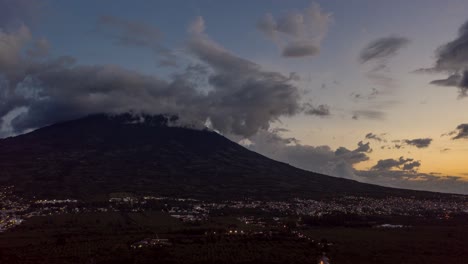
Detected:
[1,212,468,264]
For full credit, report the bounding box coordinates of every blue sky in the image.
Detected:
[1,0,468,194]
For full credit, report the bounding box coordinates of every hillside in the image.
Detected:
[0,114,441,200]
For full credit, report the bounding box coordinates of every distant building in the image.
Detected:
[130,237,172,249]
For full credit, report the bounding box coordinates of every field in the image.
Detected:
[1,212,468,263]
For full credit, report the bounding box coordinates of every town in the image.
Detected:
[1,185,467,233]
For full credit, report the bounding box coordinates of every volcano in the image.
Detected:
[0,114,439,200]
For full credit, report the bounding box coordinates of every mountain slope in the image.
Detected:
[0,114,438,200]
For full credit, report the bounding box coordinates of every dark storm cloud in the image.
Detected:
[371,156,419,171]
[186,16,302,136]
[0,16,307,138]
[433,21,468,72]
[257,3,332,58]
[7,64,207,132]
[417,20,468,97]
[303,103,330,116]
[451,124,468,140]
[359,36,410,64]
[404,138,432,148]
[97,15,178,67]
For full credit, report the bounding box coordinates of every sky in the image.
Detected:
[1,0,468,194]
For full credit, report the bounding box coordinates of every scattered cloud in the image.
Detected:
[451,123,468,140]
[371,156,420,171]
[335,141,372,165]
[402,160,421,171]
[247,130,468,194]
[303,103,330,117]
[404,138,432,148]
[351,88,380,101]
[365,132,386,142]
[257,2,332,58]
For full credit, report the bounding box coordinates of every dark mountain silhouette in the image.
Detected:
[0,114,442,200]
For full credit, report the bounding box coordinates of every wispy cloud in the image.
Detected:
[97,15,178,67]
[359,36,410,64]
[257,2,332,58]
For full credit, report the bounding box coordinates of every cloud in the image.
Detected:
[402,160,421,171]
[186,16,302,136]
[352,110,385,120]
[0,16,309,138]
[303,103,330,116]
[246,130,468,194]
[451,123,468,140]
[429,72,468,98]
[282,41,319,57]
[335,141,372,165]
[371,156,419,171]
[359,36,410,64]
[365,132,386,142]
[417,20,468,97]
[359,36,409,91]
[430,73,463,87]
[245,129,371,180]
[404,138,432,148]
[97,15,178,67]
[365,72,396,89]
[357,170,468,194]
[257,2,332,58]
[26,37,50,58]
[351,88,380,101]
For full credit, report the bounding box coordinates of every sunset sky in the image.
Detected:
[1,0,468,194]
